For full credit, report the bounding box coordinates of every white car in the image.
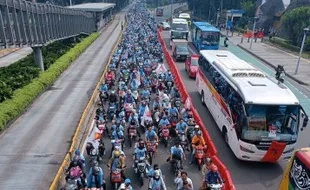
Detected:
[159,22,170,30]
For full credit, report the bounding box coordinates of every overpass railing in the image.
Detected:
[0,0,96,48]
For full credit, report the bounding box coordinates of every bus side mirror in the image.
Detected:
[303,116,308,128]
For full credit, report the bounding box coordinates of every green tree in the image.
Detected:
[281,7,310,46]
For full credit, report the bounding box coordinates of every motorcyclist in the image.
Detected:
[108,90,118,104]
[130,78,139,90]
[190,130,206,165]
[133,140,149,173]
[107,151,126,180]
[138,101,147,120]
[140,87,151,100]
[74,149,85,168]
[124,90,135,104]
[86,165,105,190]
[111,120,124,132]
[167,141,185,169]
[168,104,179,117]
[191,125,200,138]
[148,164,162,178]
[119,178,133,190]
[112,127,125,142]
[148,170,167,190]
[145,125,159,145]
[66,158,86,188]
[152,96,161,111]
[204,165,223,190]
[176,118,188,135]
[106,69,115,82]
[128,110,139,125]
[68,155,84,172]
[158,115,170,135]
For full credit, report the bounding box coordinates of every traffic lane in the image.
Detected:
[161,32,285,190]
[153,3,187,22]
[0,12,127,190]
[84,61,204,190]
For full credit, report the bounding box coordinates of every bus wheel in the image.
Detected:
[222,127,228,144]
[201,91,205,106]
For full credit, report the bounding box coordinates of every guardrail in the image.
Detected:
[157,28,235,190]
[49,17,126,190]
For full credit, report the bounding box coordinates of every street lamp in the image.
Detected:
[171,0,173,21]
[216,8,220,28]
[249,17,258,50]
[295,27,309,75]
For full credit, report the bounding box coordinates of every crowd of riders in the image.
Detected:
[62,2,223,190]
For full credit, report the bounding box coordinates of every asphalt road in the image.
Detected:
[81,4,204,190]
[154,3,310,190]
[0,10,127,190]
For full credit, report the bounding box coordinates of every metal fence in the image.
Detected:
[0,0,96,47]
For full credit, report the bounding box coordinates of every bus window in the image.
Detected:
[201,32,220,46]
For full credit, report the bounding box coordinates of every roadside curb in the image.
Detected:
[237,43,310,86]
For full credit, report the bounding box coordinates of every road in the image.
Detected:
[0,47,33,67]
[0,10,127,190]
[81,3,203,190]
[155,4,310,190]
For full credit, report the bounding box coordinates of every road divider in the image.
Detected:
[49,17,127,190]
[157,29,235,190]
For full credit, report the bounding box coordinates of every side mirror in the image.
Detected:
[303,116,308,128]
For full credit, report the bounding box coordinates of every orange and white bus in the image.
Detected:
[195,50,308,162]
[279,147,310,190]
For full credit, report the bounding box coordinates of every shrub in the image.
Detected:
[0,32,99,131]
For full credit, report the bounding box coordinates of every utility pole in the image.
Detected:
[295,28,309,74]
[69,0,72,6]
[249,17,258,50]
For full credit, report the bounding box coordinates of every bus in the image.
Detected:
[195,50,308,162]
[170,18,189,43]
[191,22,220,50]
[178,13,191,26]
[156,7,163,16]
[279,147,310,190]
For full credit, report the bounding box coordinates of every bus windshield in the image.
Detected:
[171,23,188,32]
[201,31,220,45]
[241,104,300,142]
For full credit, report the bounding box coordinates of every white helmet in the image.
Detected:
[154,170,160,178]
[194,125,200,129]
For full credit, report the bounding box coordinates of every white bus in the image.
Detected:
[178,13,191,26]
[170,18,189,42]
[195,50,308,162]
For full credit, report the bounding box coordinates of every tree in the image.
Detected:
[280,6,310,45]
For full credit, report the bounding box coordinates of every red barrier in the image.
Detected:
[157,30,235,190]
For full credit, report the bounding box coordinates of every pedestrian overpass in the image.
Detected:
[0,0,100,70]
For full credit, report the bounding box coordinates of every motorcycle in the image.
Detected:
[135,157,147,186]
[89,148,100,166]
[205,184,223,190]
[110,168,122,190]
[61,177,79,190]
[144,65,152,76]
[147,141,157,165]
[195,145,205,170]
[128,125,137,147]
[171,158,182,176]
[108,103,117,121]
[99,91,108,104]
[97,120,106,137]
[151,78,159,93]
[174,98,182,110]
[178,131,188,151]
[124,103,134,120]
[132,90,139,103]
[160,125,171,148]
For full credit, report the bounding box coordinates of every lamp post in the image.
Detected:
[69,0,72,6]
[295,28,309,75]
[216,8,220,28]
[171,0,173,21]
[249,17,258,50]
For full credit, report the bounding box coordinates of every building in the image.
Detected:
[68,3,115,31]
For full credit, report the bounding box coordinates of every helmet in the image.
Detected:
[114,151,120,157]
[205,158,211,163]
[92,160,99,167]
[211,164,218,172]
[92,166,100,176]
[154,170,160,178]
[127,90,131,94]
[74,149,80,155]
[154,164,159,170]
[197,130,202,136]
[73,155,80,161]
[139,140,145,147]
[72,160,79,167]
[125,178,131,185]
[194,125,200,129]
[91,149,97,156]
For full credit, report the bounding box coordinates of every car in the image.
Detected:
[185,54,199,78]
[158,22,170,30]
[173,44,190,61]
